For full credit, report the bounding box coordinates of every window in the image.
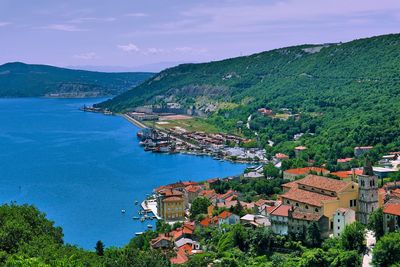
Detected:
[315,208,319,212]
[286,200,290,204]
[295,203,299,207]
[350,200,353,207]
[338,226,340,230]
[352,185,354,189]
[305,205,309,209]
[354,200,357,206]
[338,219,340,223]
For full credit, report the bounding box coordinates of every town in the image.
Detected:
[138,146,400,265]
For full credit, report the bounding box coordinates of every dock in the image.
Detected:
[141,199,161,219]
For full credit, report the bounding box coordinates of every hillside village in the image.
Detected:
[140,146,400,265]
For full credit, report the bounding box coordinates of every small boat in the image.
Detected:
[121,209,126,214]
[133,217,140,220]
[134,200,138,205]
[140,217,145,222]
[135,232,144,236]
[138,210,142,215]
[147,224,153,228]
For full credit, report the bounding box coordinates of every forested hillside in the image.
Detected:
[0,62,153,97]
[98,34,400,162]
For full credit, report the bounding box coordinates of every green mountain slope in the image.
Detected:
[0,62,153,97]
[98,33,400,162]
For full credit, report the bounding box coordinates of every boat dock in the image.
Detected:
[141,199,161,219]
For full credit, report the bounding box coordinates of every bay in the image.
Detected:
[0,98,246,249]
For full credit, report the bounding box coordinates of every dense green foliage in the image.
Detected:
[0,203,169,266]
[187,223,364,267]
[368,208,385,240]
[99,33,400,160]
[372,232,400,267]
[189,197,211,219]
[0,62,153,97]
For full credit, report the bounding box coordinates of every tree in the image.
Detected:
[368,208,384,240]
[95,240,104,256]
[372,232,400,267]
[263,163,280,178]
[306,221,322,247]
[298,248,328,267]
[340,222,366,253]
[190,197,211,220]
[330,250,362,267]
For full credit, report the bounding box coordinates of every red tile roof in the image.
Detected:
[163,196,184,202]
[270,204,291,217]
[297,175,349,192]
[185,185,203,193]
[284,167,329,176]
[282,180,299,189]
[199,189,216,198]
[281,187,337,207]
[337,158,353,163]
[218,210,233,219]
[331,169,363,179]
[276,153,289,159]
[150,234,173,247]
[255,199,269,207]
[199,216,218,227]
[384,202,400,216]
[291,210,323,221]
[170,249,189,264]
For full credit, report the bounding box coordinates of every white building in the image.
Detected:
[333,208,356,237]
[269,204,291,235]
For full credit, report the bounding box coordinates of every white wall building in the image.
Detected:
[333,208,356,237]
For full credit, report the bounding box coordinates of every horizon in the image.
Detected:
[1,0,400,72]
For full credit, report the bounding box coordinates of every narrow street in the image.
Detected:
[363,230,376,267]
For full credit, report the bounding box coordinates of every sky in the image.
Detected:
[0,0,400,72]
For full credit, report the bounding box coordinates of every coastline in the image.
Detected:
[121,114,146,129]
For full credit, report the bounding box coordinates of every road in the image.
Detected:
[363,230,376,267]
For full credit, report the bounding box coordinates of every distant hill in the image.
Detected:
[97,33,400,162]
[0,62,153,97]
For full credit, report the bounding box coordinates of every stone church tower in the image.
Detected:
[357,162,379,224]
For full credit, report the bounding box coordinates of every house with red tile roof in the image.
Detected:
[217,211,240,226]
[269,204,291,235]
[383,199,400,233]
[283,167,330,180]
[331,169,363,181]
[150,234,174,249]
[275,153,289,160]
[278,174,358,236]
[337,158,354,163]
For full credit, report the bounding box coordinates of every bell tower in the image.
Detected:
[357,161,378,224]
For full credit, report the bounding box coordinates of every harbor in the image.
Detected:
[126,112,268,163]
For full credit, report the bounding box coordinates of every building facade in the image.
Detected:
[333,208,356,237]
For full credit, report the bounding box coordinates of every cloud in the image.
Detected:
[175,47,207,54]
[41,24,87,32]
[146,48,164,54]
[68,17,116,24]
[74,52,97,60]
[0,22,10,27]
[117,43,140,52]
[125,13,148,17]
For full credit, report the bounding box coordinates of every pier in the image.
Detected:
[141,199,161,219]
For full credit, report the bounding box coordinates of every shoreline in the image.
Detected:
[120,113,146,129]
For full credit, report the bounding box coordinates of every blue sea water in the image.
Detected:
[0,98,246,249]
